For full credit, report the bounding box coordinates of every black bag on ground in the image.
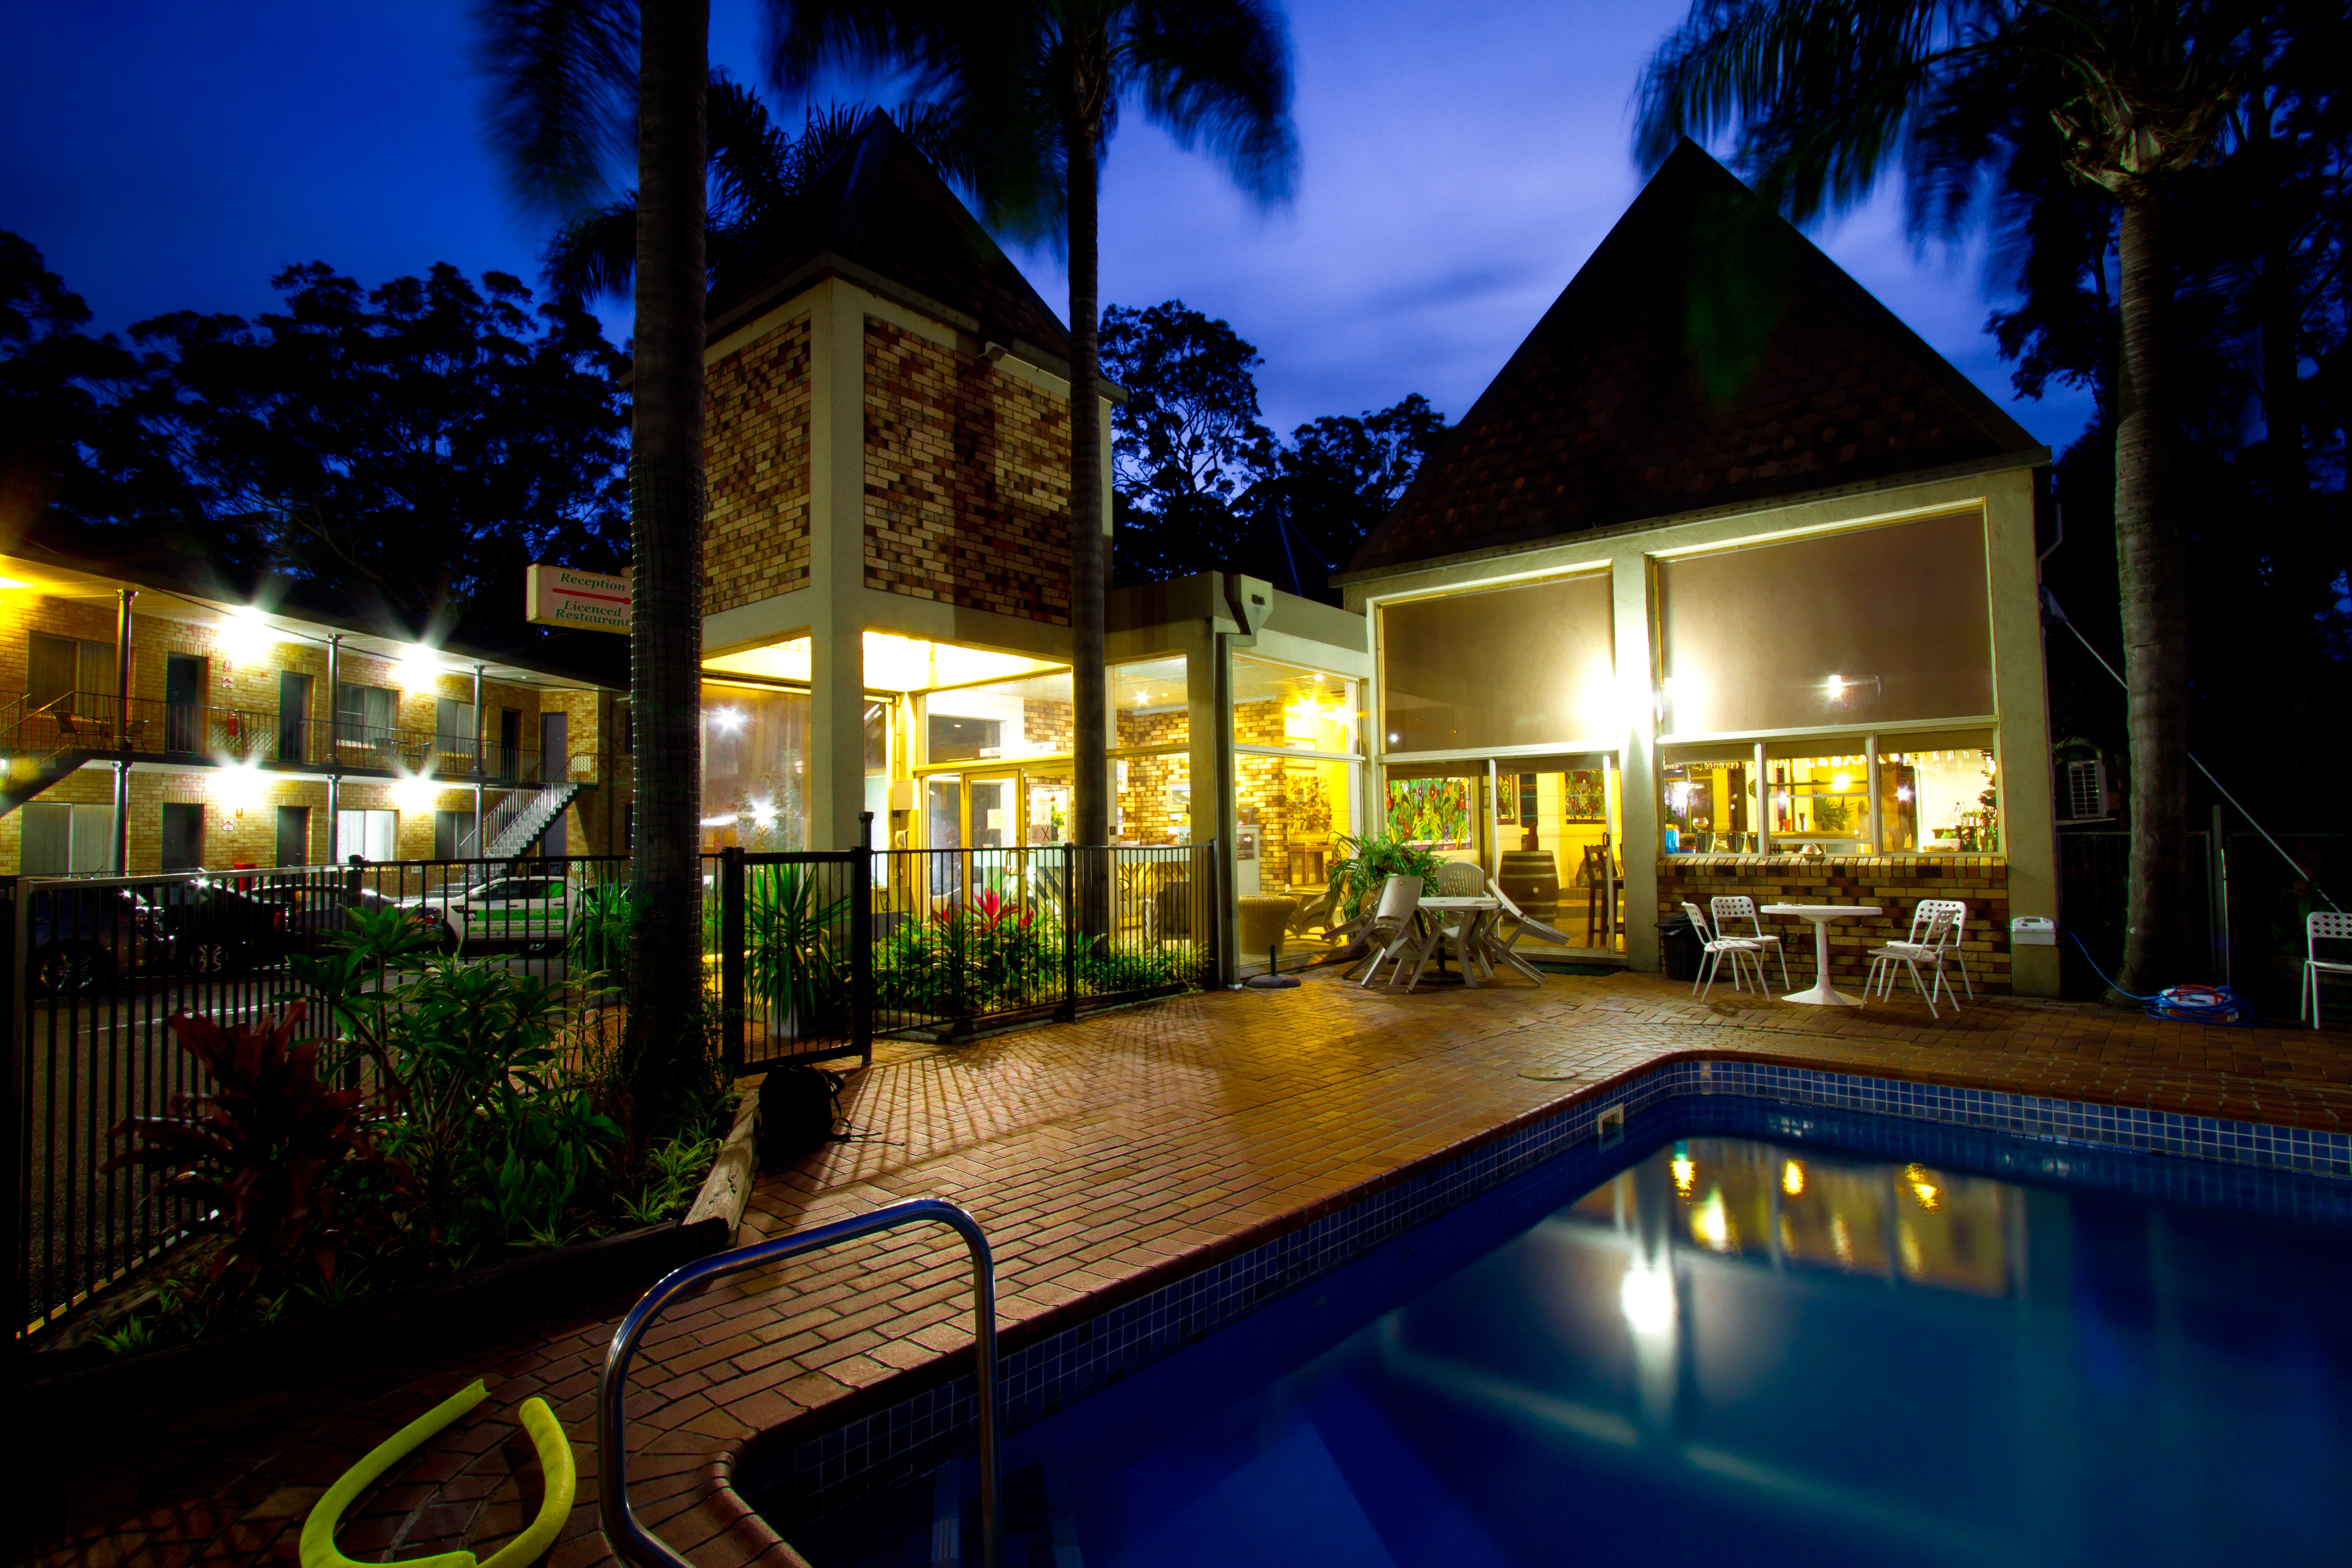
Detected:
[758,1065,844,1170]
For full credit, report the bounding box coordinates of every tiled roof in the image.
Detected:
[707,109,1070,360]
[1348,141,2045,577]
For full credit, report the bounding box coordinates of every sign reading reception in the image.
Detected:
[526,564,631,632]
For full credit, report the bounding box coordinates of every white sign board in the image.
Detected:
[527,564,631,633]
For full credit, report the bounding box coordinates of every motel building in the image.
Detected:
[1,122,2058,1001]
[0,537,630,881]
[692,118,2058,995]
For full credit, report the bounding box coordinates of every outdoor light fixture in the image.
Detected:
[396,643,442,691]
[210,761,267,814]
[218,605,274,664]
[393,773,440,815]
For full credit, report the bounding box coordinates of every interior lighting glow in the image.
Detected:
[1782,1161,1805,1196]
[0,576,29,590]
[1619,1266,1675,1335]
[711,706,746,734]
[1832,773,1852,794]
[750,798,777,828]
[1896,785,1914,803]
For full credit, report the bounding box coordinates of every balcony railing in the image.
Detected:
[1,691,608,784]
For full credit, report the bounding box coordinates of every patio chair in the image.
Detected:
[1353,875,1429,988]
[1484,882,1565,985]
[2303,911,2352,1029]
[1864,905,1961,1018]
[1435,861,1487,897]
[1682,902,1766,1003]
[1710,895,1790,990]
[1912,898,1976,999]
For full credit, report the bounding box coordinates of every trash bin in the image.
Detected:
[1656,912,1700,982]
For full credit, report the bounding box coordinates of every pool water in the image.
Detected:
[777,1100,2352,1567]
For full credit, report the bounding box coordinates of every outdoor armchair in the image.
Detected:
[1864,905,1961,1018]
[2303,911,2352,1029]
[1352,875,1429,988]
[1682,901,1766,1003]
[1485,882,1566,985]
[1710,896,1790,990]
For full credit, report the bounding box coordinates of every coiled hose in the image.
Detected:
[2065,929,2259,1025]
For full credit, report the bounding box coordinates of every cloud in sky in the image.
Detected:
[0,0,2089,457]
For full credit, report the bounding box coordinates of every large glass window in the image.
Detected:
[701,680,808,850]
[1114,656,1188,748]
[926,670,1071,764]
[1379,573,1615,754]
[1661,735,1996,855]
[1656,512,1994,736]
[1232,653,1358,755]
[1116,753,1190,845]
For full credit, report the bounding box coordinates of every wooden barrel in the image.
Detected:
[1497,849,1561,921]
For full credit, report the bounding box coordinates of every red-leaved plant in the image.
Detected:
[105,1004,374,1312]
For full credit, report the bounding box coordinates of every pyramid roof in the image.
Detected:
[1347,141,2045,577]
[707,109,1070,362]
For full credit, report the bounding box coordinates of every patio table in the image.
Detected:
[1419,896,1504,987]
[1760,903,1883,1005]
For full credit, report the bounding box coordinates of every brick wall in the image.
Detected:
[863,319,1071,624]
[706,312,813,615]
[1656,854,2011,992]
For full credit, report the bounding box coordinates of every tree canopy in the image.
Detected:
[0,234,629,644]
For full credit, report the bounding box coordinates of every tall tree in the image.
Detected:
[479,0,712,1141]
[1245,394,1447,598]
[769,0,1298,849]
[1101,299,1276,579]
[1637,0,2261,994]
[116,261,628,639]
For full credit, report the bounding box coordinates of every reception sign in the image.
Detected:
[526,564,631,633]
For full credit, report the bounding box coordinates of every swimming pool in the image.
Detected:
[766,1095,2352,1567]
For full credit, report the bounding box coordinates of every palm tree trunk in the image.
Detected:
[2112,194,2189,997]
[624,0,710,1132]
[1067,119,1109,851]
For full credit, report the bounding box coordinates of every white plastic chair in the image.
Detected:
[1486,882,1567,984]
[1912,897,1975,999]
[1865,905,1961,1017]
[2303,911,2352,1029]
[1435,861,1486,897]
[1710,895,1789,990]
[1683,902,1765,1002]
[1353,875,1428,988]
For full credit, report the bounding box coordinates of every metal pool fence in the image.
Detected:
[8,837,1218,1340]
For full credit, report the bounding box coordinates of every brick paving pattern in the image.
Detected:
[20,968,2352,1568]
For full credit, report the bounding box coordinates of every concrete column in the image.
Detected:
[1612,549,1661,970]
[1865,734,1883,852]
[1986,471,2059,995]
[325,634,342,858]
[111,588,135,873]
[1182,619,1234,985]
[807,279,869,851]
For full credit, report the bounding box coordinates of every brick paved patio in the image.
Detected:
[19,967,2352,1568]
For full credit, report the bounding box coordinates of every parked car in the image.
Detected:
[412,873,579,956]
[137,879,292,979]
[27,887,162,997]
[250,880,443,953]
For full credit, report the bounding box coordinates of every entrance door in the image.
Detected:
[924,776,965,901]
[499,709,522,781]
[278,671,313,764]
[165,655,206,752]
[539,711,568,783]
[161,802,204,871]
[275,804,310,867]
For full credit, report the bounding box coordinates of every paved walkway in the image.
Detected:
[19,968,2352,1568]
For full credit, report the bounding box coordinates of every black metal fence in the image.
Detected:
[9,837,1219,1340]
[713,838,1220,1066]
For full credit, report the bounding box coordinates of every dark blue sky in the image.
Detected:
[1,0,2092,453]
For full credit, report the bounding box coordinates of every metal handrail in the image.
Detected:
[598,1196,1002,1568]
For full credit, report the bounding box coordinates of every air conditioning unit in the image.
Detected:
[2063,758,2108,821]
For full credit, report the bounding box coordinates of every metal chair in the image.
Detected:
[1682,901,1765,1002]
[2303,911,2352,1029]
[1710,894,1790,990]
[1912,897,1975,999]
[1864,905,1961,1017]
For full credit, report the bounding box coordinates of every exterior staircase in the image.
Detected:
[0,696,95,820]
[459,779,588,860]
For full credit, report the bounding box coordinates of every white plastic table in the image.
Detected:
[1418,896,1503,986]
[1759,903,1884,1005]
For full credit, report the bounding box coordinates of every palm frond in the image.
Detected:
[541,195,641,306]
[1122,0,1299,205]
[475,0,642,215]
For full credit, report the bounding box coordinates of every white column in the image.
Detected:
[805,279,870,851]
[1865,734,1882,853]
[1612,549,1660,970]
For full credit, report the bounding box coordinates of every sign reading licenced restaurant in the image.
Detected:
[526,564,631,633]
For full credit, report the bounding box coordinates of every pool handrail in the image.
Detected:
[598,1196,1002,1568]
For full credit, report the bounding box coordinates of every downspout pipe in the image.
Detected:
[112,588,135,874]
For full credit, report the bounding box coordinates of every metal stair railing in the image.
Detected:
[599,1196,1002,1568]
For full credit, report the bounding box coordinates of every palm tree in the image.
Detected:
[1636,0,2258,995]
[768,1,1298,850]
[478,0,712,1143]
[541,77,975,307]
